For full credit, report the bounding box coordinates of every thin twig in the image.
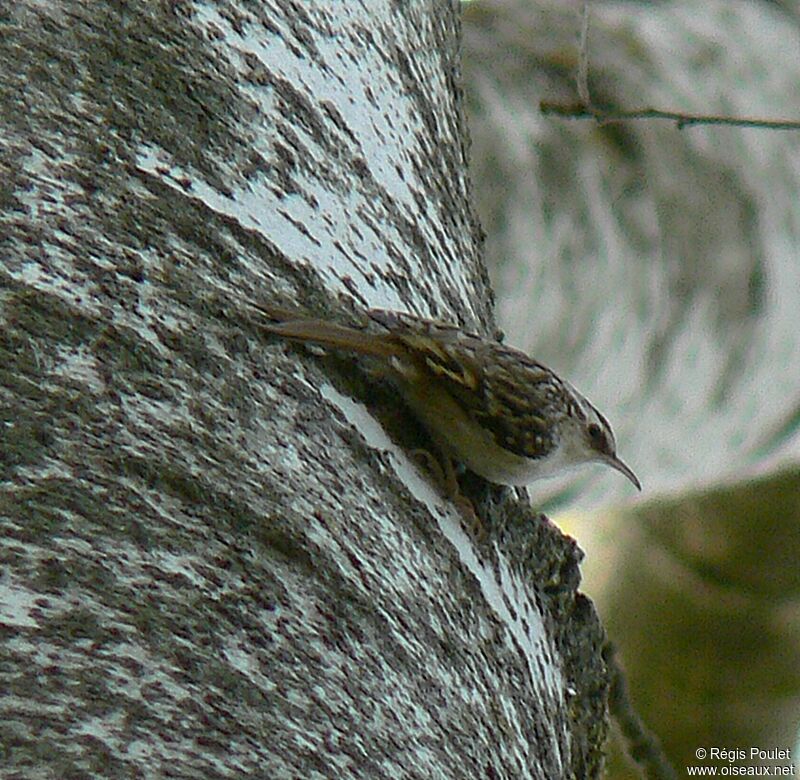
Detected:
[540,101,800,131]
[576,1,591,106]
[603,641,678,780]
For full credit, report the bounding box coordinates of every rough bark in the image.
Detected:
[0,2,608,778]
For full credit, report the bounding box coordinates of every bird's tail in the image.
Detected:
[248,301,400,359]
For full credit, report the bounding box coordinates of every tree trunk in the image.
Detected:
[0,2,608,777]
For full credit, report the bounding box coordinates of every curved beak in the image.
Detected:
[605,454,642,491]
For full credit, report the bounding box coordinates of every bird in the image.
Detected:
[255,305,641,492]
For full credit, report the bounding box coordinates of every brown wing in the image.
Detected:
[369,310,563,460]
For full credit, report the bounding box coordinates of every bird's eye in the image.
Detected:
[587,423,608,451]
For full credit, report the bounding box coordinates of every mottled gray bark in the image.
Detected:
[0,2,608,778]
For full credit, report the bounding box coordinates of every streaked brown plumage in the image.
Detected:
[257,306,641,490]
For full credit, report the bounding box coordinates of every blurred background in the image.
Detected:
[462,0,800,776]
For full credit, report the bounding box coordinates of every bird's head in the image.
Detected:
[580,405,641,490]
[558,395,641,490]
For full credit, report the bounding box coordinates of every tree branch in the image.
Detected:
[604,642,678,780]
[540,101,800,131]
[576,1,591,107]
